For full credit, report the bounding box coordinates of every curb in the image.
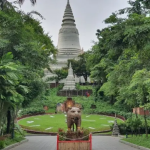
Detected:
[120,140,150,150]
[20,127,57,135]
[2,139,28,150]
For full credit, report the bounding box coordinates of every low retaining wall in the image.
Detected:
[57,90,92,97]
[17,113,46,120]
[20,125,57,135]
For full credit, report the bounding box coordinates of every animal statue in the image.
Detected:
[67,107,81,131]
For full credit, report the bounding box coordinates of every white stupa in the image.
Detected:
[63,63,76,90]
[51,0,82,70]
[44,0,82,83]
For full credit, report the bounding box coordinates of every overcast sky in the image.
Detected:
[10,0,129,51]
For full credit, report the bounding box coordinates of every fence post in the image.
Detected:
[57,134,59,150]
[90,134,92,150]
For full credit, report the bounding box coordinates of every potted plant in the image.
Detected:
[57,128,92,150]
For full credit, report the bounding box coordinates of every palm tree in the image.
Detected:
[0,0,36,10]
[18,0,36,5]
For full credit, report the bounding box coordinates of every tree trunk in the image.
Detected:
[6,110,11,134]
[0,101,4,135]
[143,94,148,138]
[135,108,138,118]
[0,101,9,135]
[143,110,148,138]
[110,95,114,105]
[83,74,87,82]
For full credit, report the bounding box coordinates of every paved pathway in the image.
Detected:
[92,136,138,150]
[10,136,138,150]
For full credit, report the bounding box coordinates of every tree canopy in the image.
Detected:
[0,2,56,135]
[68,53,90,82]
[87,0,150,137]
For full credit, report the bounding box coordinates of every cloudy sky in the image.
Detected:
[10,0,129,51]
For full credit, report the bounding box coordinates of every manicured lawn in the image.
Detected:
[18,114,123,132]
[123,135,150,149]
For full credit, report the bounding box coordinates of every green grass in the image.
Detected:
[4,137,25,146]
[78,85,93,90]
[0,135,25,150]
[123,135,150,149]
[18,114,123,133]
[45,108,55,113]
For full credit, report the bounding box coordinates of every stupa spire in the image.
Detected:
[62,61,76,90]
[62,0,75,26]
[56,0,82,67]
[69,62,72,68]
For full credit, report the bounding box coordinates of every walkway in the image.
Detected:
[10,136,138,150]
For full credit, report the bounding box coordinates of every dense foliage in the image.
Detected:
[0,2,56,136]
[47,67,68,83]
[86,0,150,137]
[0,0,36,10]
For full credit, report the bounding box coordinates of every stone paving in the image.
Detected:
[92,136,138,150]
[10,136,139,150]
[10,136,56,150]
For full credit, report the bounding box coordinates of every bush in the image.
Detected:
[0,140,5,149]
[20,107,45,116]
[117,118,150,135]
[4,133,25,148]
[57,128,90,141]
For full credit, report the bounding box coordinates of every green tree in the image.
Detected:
[0,52,28,134]
[48,68,68,84]
[68,53,90,82]
[0,4,56,107]
[88,0,150,137]
[127,69,150,137]
[0,2,56,134]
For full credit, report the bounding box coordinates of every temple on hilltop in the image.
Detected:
[44,0,86,84]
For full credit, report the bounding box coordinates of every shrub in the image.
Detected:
[0,140,5,149]
[117,118,150,135]
[4,133,25,147]
[20,107,45,116]
[58,128,90,141]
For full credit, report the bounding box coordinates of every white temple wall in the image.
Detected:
[58,33,81,49]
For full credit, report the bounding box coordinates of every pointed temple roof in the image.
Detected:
[62,0,75,26]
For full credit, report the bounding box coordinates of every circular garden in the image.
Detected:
[18,114,124,133]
